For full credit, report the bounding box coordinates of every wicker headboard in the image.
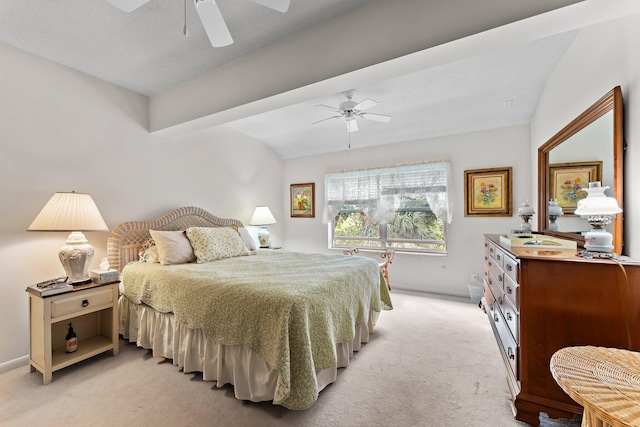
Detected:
[107,206,244,273]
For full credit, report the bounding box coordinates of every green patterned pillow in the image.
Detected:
[185,227,250,263]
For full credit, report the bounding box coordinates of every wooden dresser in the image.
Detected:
[482,234,640,425]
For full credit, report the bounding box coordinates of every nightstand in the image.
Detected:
[27,281,119,384]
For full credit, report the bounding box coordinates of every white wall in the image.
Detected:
[0,42,284,368]
[283,125,531,297]
[530,13,640,257]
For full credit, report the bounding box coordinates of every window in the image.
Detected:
[324,162,451,254]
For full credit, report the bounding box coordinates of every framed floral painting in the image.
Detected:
[290,183,315,218]
[549,161,602,214]
[464,167,512,216]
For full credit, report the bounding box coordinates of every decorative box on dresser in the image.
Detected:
[482,234,640,426]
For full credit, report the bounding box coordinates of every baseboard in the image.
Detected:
[0,355,29,374]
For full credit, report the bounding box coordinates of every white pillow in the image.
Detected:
[149,230,196,265]
[185,227,250,263]
[238,227,257,251]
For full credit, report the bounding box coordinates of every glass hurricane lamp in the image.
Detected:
[574,182,621,256]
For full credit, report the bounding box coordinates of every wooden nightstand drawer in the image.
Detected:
[51,288,114,318]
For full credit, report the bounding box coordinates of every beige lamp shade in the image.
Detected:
[28,192,108,285]
[249,206,276,226]
[249,206,276,248]
[28,192,108,232]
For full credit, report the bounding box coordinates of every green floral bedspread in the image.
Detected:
[121,250,392,409]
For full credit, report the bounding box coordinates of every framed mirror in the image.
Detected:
[537,87,624,254]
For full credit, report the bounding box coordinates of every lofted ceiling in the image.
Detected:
[2,0,636,159]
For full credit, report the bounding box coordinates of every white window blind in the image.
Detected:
[323,161,453,225]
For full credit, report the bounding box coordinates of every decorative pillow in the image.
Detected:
[185,227,250,263]
[141,246,160,263]
[238,227,257,251]
[149,230,196,265]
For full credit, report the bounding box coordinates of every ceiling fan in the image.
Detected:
[106,0,290,47]
[313,90,392,133]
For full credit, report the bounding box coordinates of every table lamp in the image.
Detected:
[574,182,621,257]
[517,201,535,233]
[28,191,109,285]
[249,206,276,248]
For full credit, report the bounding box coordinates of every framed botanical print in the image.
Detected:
[290,183,315,218]
[549,161,602,214]
[464,167,512,216]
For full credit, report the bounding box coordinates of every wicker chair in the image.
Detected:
[550,346,640,427]
[343,248,394,290]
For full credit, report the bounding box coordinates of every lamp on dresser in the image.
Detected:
[28,191,109,285]
[249,206,276,248]
[574,181,622,257]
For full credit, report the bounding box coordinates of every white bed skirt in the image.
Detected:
[118,296,380,405]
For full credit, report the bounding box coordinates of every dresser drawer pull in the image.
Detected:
[82,299,89,308]
[498,275,503,282]
[506,312,513,321]
[497,253,502,261]
[489,247,494,254]
[498,296,503,305]
[506,286,512,294]
[488,261,492,267]
[507,347,515,360]
[506,264,513,272]
[494,313,499,322]
[488,278,493,285]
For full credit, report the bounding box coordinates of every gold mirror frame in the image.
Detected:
[537,87,624,254]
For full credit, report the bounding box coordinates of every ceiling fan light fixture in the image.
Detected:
[194,0,233,47]
[106,0,151,12]
[251,0,291,13]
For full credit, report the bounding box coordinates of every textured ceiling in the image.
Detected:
[0,0,615,159]
[0,0,375,96]
[226,31,578,158]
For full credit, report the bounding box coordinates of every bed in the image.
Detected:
[108,206,392,410]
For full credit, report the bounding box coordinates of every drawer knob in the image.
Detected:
[82,299,89,308]
[488,261,492,267]
[498,275,503,282]
[506,264,513,272]
[494,313,499,322]
[506,312,513,321]
[506,286,512,294]
[507,347,515,360]
[498,296,503,305]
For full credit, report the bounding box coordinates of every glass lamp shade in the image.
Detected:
[249,206,276,248]
[574,182,621,253]
[548,199,563,231]
[28,192,108,284]
[517,201,535,231]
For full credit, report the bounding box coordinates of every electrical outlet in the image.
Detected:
[470,273,478,282]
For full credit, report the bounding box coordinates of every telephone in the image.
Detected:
[35,276,68,290]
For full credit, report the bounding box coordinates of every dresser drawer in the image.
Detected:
[503,254,519,283]
[494,308,518,377]
[51,288,114,318]
[502,300,519,343]
[504,274,520,310]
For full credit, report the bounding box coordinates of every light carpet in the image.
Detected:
[0,291,581,426]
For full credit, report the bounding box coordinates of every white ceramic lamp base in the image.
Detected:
[257,227,271,248]
[59,231,94,285]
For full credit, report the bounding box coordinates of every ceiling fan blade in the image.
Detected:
[194,0,233,47]
[314,104,341,113]
[353,98,378,112]
[250,0,290,13]
[361,113,392,123]
[346,119,359,133]
[312,115,342,125]
[106,0,151,12]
